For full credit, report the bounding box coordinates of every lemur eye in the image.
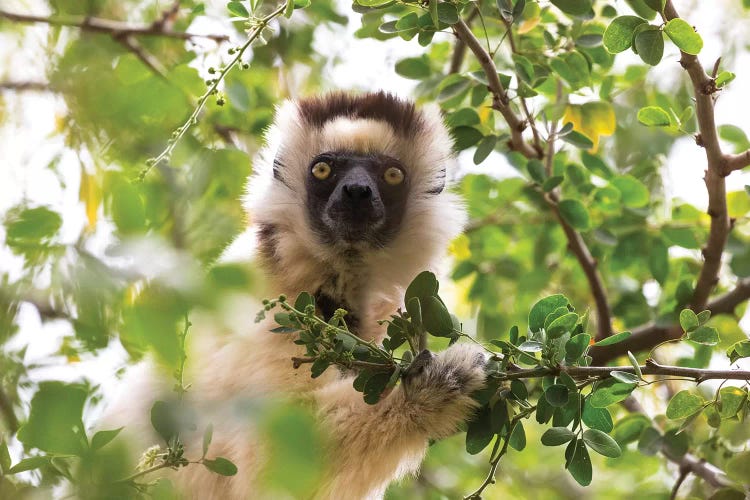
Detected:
[311,161,332,180]
[383,166,405,186]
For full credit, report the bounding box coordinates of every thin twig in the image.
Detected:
[545,192,613,340]
[0,9,229,42]
[291,356,393,371]
[140,3,286,179]
[451,19,539,159]
[495,359,750,383]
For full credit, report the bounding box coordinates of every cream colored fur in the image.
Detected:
[104,94,486,499]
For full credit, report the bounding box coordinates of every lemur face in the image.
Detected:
[305,151,410,246]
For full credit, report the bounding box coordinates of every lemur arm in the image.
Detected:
[312,343,486,499]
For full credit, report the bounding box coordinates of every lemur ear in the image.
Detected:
[426,168,446,195]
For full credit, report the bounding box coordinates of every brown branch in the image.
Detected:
[593,277,750,364]
[0,81,50,92]
[448,7,479,74]
[500,359,750,382]
[546,192,613,340]
[115,35,167,78]
[0,9,229,42]
[723,149,750,174]
[661,2,733,312]
[451,19,539,159]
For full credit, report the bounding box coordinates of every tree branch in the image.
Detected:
[545,191,613,342]
[0,9,229,43]
[592,277,750,364]
[500,359,750,383]
[661,2,734,312]
[451,19,539,159]
[723,149,750,174]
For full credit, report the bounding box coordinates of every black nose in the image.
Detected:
[343,183,372,201]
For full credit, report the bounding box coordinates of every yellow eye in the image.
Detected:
[383,166,405,186]
[311,161,331,180]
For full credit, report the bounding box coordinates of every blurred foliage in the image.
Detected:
[1,0,750,498]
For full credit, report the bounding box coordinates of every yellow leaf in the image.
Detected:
[563,101,616,151]
[518,16,540,34]
[449,234,471,260]
[79,169,101,231]
[727,191,750,218]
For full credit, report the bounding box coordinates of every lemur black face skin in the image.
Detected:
[306,151,410,247]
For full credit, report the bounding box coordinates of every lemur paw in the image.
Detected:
[404,344,486,406]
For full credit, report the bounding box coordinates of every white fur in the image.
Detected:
[105,94,485,499]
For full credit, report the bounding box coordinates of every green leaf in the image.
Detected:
[649,238,669,284]
[666,390,704,419]
[611,414,650,445]
[696,310,711,324]
[541,427,575,446]
[687,325,719,345]
[528,294,569,333]
[294,291,315,312]
[406,297,422,327]
[589,379,637,408]
[310,358,330,378]
[715,71,736,87]
[405,271,439,302]
[0,438,11,473]
[363,372,390,404]
[582,399,613,432]
[565,334,591,362]
[526,159,546,183]
[718,387,747,419]
[634,26,664,65]
[560,130,594,149]
[546,312,579,339]
[719,125,750,152]
[227,1,249,17]
[592,331,631,346]
[453,127,484,150]
[611,175,649,207]
[603,16,647,53]
[150,400,179,443]
[728,339,750,363]
[545,384,570,407]
[466,406,494,454]
[637,426,662,455]
[394,56,431,79]
[582,429,621,458]
[509,421,526,451]
[566,439,592,486]
[518,340,544,352]
[679,309,699,332]
[17,382,88,455]
[510,380,528,400]
[5,206,62,246]
[91,428,123,451]
[550,0,592,16]
[610,370,639,384]
[726,450,750,484]
[627,351,643,379]
[473,135,498,165]
[558,199,591,231]
[203,424,213,457]
[637,106,671,126]
[664,18,703,55]
[203,457,238,476]
[422,296,456,337]
[7,456,52,474]
[436,2,459,24]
